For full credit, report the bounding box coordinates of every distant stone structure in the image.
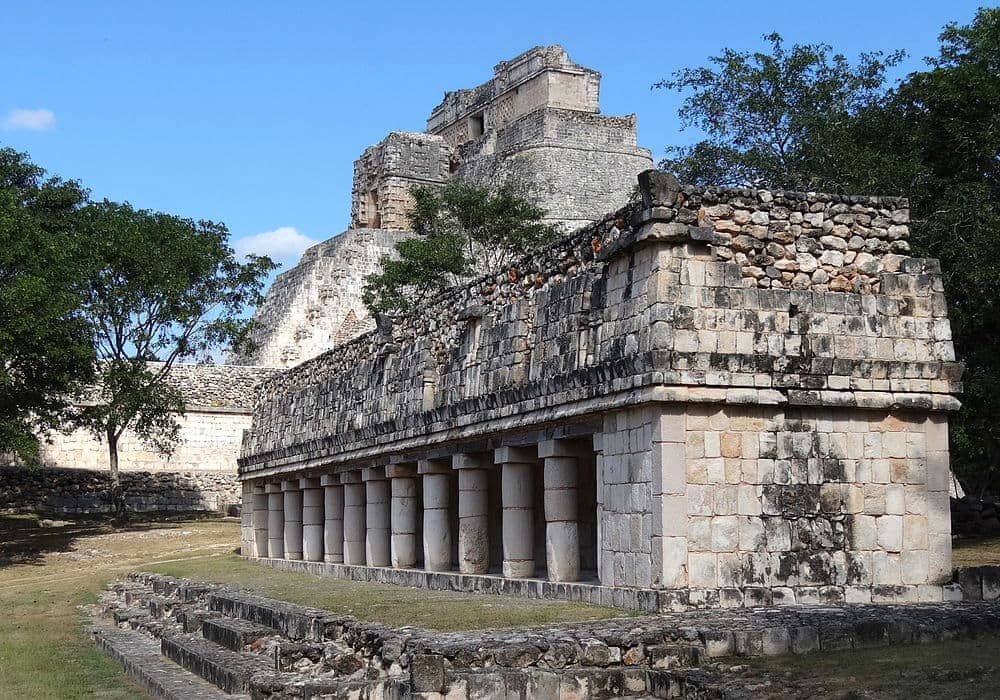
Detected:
[37,363,279,474]
[6,363,277,514]
[237,170,963,610]
[235,230,408,368]
[236,45,652,369]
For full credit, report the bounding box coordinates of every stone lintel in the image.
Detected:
[494,445,538,464]
[339,471,363,484]
[320,474,341,487]
[386,463,417,479]
[362,467,387,482]
[299,477,321,490]
[418,458,452,475]
[538,438,591,459]
[452,452,492,470]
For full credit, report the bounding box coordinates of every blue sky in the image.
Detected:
[2,1,988,280]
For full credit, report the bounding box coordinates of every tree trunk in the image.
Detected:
[107,430,128,524]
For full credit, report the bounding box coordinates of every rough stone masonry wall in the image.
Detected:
[242,184,957,465]
[240,175,960,604]
[350,131,450,230]
[0,466,239,515]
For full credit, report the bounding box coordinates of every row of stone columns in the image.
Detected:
[246,439,589,583]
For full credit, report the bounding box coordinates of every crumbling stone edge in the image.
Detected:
[251,556,998,612]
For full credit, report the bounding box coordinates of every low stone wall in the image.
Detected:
[98,571,1000,699]
[0,466,240,515]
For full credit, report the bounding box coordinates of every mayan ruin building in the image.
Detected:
[225,48,963,613]
[237,45,652,369]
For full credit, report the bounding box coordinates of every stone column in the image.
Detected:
[342,472,366,565]
[593,434,605,585]
[252,483,269,558]
[282,480,303,561]
[266,482,284,559]
[419,458,452,572]
[388,463,418,569]
[240,481,254,556]
[321,475,344,564]
[495,446,536,578]
[300,477,324,562]
[454,453,491,575]
[364,468,391,567]
[539,439,581,582]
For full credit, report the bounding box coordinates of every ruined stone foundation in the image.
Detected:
[237,171,961,610]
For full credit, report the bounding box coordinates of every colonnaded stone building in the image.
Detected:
[237,166,962,611]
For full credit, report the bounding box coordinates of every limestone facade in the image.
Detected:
[236,172,962,609]
[425,45,653,230]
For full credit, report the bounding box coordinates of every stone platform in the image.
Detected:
[93,571,1000,699]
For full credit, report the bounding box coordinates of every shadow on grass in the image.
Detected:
[0,512,230,568]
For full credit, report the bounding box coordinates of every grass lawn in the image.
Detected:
[146,554,622,631]
[747,636,1000,699]
[3,513,1000,700]
[952,535,1000,566]
[0,514,238,699]
[0,513,617,698]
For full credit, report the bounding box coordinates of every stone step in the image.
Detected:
[207,590,333,641]
[92,621,245,700]
[161,632,274,694]
[202,616,276,652]
[148,595,179,619]
[113,606,150,625]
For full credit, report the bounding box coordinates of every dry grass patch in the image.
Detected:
[0,514,238,698]
[952,535,1000,567]
[747,636,1000,699]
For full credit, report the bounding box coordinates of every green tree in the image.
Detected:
[75,201,276,519]
[0,148,95,461]
[363,180,556,316]
[656,10,1000,494]
[882,8,1000,497]
[653,33,905,189]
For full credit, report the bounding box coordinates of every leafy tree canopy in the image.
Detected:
[654,32,905,190]
[74,200,276,517]
[0,148,95,461]
[363,180,556,316]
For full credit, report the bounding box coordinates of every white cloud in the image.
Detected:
[234,226,318,262]
[1,108,56,131]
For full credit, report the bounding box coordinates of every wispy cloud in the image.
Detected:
[234,226,318,262]
[1,108,56,131]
